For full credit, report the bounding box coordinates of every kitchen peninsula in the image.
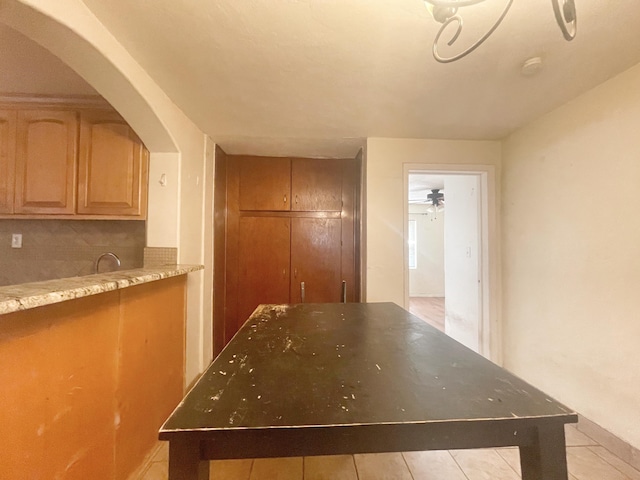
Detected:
[0,264,203,480]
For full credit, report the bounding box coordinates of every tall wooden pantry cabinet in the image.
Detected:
[215,153,361,353]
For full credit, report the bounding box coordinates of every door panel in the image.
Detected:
[291,217,342,303]
[291,158,343,212]
[14,110,78,214]
[77,110,147,216]
[237,216,291,331]
[238,156,291,211]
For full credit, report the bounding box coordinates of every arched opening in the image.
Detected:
[0,0,214,379]
[0,0,177,153]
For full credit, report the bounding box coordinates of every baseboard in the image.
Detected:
[577,414,640,471]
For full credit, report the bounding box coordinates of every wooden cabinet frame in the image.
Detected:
[215,153,362,353]
[0,110,16,214]
[0,96,148,220]
[77,110,148,216]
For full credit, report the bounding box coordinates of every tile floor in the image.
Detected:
[137,424,640,480]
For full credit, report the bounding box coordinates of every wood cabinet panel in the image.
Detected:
[291,217,342,303]
[77,110,148,216]
[291,158,343,212]
[14,110,78,214]
[218,154,361,353]
[238,156,291,211]
[237,216,291,330]
[0,111,16,214]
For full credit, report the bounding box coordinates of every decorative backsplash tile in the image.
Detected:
[143,247,178,267]
[0,220,145,286]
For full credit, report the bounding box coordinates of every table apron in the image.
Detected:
[166,421,568,460]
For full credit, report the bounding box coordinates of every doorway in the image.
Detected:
[405,167,492,358]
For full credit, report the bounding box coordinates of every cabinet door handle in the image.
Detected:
[283,268,286,278]
[300,281,305,303]
[284,194,287,204]
[295,194,298,204]
[294,268,297,279]
[341,280,347,303]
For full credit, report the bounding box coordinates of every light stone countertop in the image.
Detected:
[0,265,203,315]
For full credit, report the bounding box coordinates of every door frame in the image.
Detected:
[403,163,501,364]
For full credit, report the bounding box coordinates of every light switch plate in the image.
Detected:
[11,233,22,248]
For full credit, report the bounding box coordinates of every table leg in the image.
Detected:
[168,438,210,480]
[519,424,569,480]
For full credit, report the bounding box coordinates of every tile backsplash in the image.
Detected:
[0,219,145,286]
[143,247,177,266]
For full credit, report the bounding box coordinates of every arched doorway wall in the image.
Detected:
[0,0,177,153]
[0,0,213,382]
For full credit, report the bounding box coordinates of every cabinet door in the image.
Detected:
[0,110,16,214]
[77,110,148,216]
[291,217,342,303]
[237,216,291,330]
[291,158,343,211]
[238,156,291,211]
[14,110,78,214]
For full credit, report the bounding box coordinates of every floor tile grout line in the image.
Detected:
[247,458,255,480]
[586,445,640,478]
[448,449,473,480]
[400,452,416,480]
[351,454,360,480]
[494,447,524,478]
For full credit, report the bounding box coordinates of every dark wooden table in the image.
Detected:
[160,302,577,479]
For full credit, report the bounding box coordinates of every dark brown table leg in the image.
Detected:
[168,438,210,480]
[519,424,569,480]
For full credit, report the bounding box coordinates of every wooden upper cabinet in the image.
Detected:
[77,110,148,216]
[14,110,78,215]
[0,110,17,214]
[237,156,345,212]
[291,158,343,212]
[238,156,291,211]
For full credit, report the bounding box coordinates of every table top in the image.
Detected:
[160,302,576,437]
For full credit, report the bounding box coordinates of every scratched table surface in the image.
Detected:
[160,302,576,438]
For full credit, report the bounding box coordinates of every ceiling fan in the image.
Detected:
[409,189,445,214]
[427,189,444,207]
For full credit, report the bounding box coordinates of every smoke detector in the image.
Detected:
[521,57,544,76]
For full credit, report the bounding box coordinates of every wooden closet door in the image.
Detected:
[0,110,16,214]
[291,158,343,211]
[14,110,78,214]
[237,216,291,331]
[290,217,342,303]
[238,156,291,211]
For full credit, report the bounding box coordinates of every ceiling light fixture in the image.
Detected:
[426,189,445,216]
[424,0,577,63]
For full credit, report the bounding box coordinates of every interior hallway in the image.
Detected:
[409,296,445,332]
[135,424,640,479]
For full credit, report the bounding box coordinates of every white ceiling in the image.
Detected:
[2,1,640,157]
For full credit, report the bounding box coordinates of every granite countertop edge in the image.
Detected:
[0,265,204,315]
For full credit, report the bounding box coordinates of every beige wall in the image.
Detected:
[443,174,481,352]
[408,205,445,297]
[502,62,640,450]
[365,138,501,352]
